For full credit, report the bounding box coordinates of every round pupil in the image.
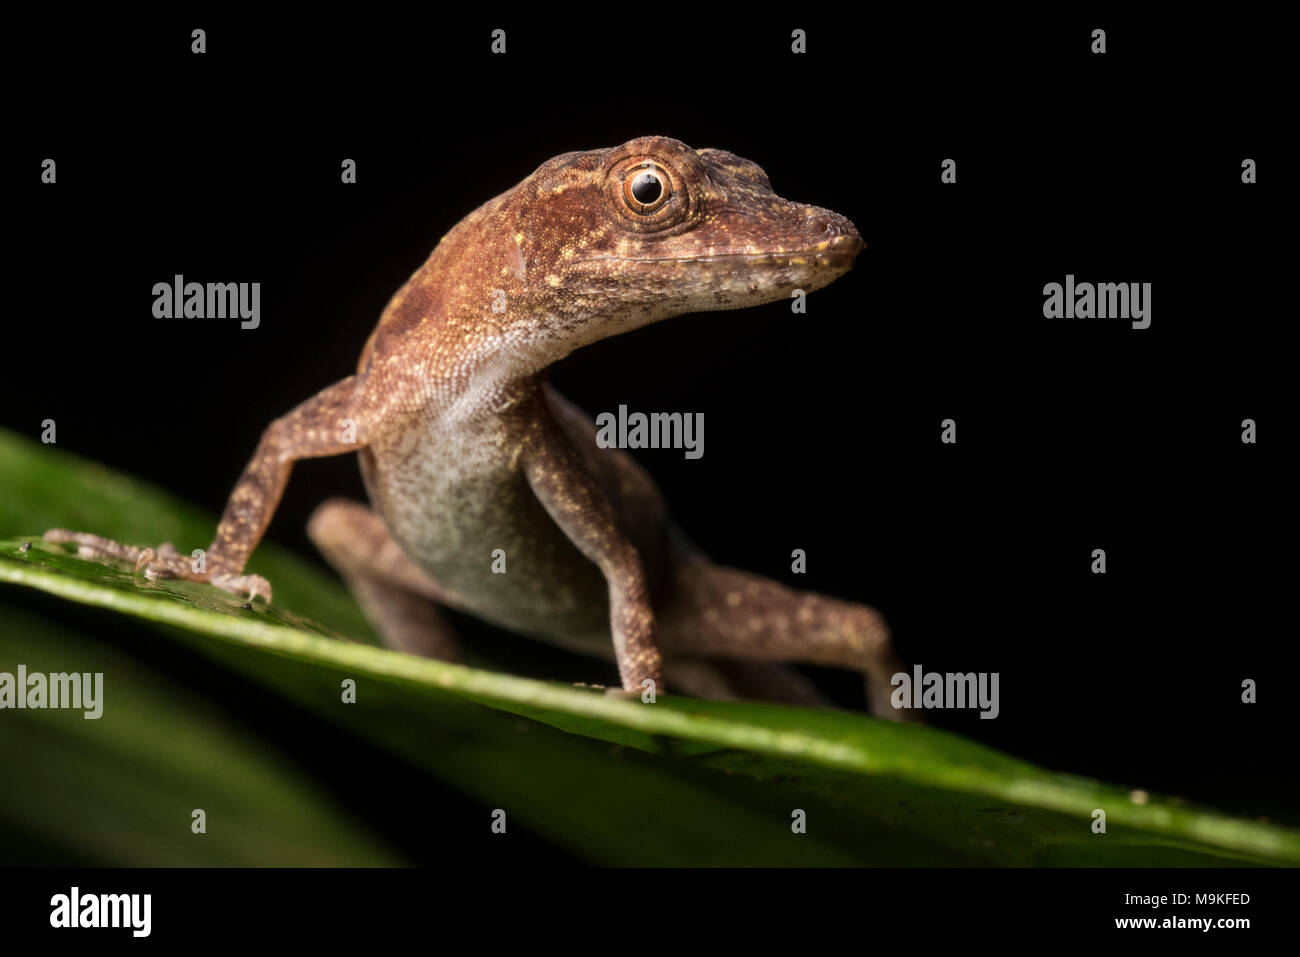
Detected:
[631,172,662,205]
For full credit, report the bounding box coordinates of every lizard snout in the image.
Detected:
[804,207,863,257]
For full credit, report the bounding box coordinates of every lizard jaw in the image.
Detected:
[565,232,864,309]
[572,232,864,269]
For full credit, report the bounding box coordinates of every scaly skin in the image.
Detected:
[48,136,909,715]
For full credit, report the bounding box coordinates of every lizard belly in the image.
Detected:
[359,409,613,655]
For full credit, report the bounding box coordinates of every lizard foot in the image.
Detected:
[603,684,663,703]
[42,530,272,603]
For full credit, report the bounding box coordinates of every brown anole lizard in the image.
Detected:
[47,135,907,716]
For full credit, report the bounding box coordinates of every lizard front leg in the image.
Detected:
[519,409,664,695]
[47,376,375,602]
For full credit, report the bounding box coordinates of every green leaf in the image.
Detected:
[2,428,1296,866]
[0,603,401,865]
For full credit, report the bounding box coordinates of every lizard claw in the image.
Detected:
[210,572,272,603]
[603,685,663,702]
[42,529,273,603]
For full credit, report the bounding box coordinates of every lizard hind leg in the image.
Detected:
[657,554,914,720]
[307,498,462,661]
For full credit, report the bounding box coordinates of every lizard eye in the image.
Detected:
[622,165,670,214]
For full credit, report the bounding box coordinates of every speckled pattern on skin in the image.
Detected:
[47,136,912,715]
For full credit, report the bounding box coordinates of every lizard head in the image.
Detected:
[489,135,863,360]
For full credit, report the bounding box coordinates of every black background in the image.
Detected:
[4,11,1292,866]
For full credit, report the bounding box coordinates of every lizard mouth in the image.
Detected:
[574,233,864,270]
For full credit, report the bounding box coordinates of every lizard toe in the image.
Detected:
[210,572,273,604]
